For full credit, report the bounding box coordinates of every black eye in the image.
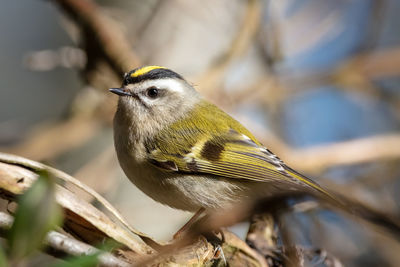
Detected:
[146,87,159,98]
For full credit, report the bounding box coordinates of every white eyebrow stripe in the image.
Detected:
[137,78,185,94]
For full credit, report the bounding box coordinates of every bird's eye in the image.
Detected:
[146,87,159,98]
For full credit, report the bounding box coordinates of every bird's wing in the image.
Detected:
[147,126,326,193]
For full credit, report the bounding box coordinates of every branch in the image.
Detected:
[0,152,154,255]
[246,214,277,262]
[286,133,400,174]
[0,212,130,267]
[0,152,269,266]
[53,0,140,77]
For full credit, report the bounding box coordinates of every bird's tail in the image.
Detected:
[285,166,400,240]
[284,166,340,203]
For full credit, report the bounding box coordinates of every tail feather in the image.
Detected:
[283,166,400,240]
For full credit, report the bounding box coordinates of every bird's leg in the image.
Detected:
[173,207,205,239]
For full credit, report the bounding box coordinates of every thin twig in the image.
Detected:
[235,117,400,174]
[195,0,262,97]
[53,0,141,76]
[0,212,131,267]
[2,118,100,161]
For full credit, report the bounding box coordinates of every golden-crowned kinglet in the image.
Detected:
[110,66,333,215]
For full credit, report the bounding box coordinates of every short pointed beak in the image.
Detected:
[109,88,131,96]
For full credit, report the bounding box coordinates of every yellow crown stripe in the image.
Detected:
[130,66,166,78]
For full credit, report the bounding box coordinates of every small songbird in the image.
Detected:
[110,66,333,220]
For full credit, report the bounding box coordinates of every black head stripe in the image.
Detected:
[124,68,185,85]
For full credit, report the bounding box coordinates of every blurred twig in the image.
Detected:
[277,46,400,101]
[0,212,131,267]
[1,0,147,164]
[246,214,279,266]
[238,117,400,174]
[2,118,101,161]
[195,0,262,97]
[286,133,400,174]
[154,191,400,266]
[53,0,140,77]
[333,46,400,89]
[72,145,119,198]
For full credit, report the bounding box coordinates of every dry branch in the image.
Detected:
[0,212,130,267]
[0,153,154,255]
[0,152,270,266]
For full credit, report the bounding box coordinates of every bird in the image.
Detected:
[110,65,335,231]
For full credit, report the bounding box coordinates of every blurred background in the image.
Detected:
[1,0,400,266]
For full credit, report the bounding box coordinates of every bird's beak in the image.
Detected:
[109,88,132,96]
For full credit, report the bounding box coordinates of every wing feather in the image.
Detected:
[146,101,332,197]
[149,127,296,183]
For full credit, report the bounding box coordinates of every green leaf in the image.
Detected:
[7,170,63,261]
